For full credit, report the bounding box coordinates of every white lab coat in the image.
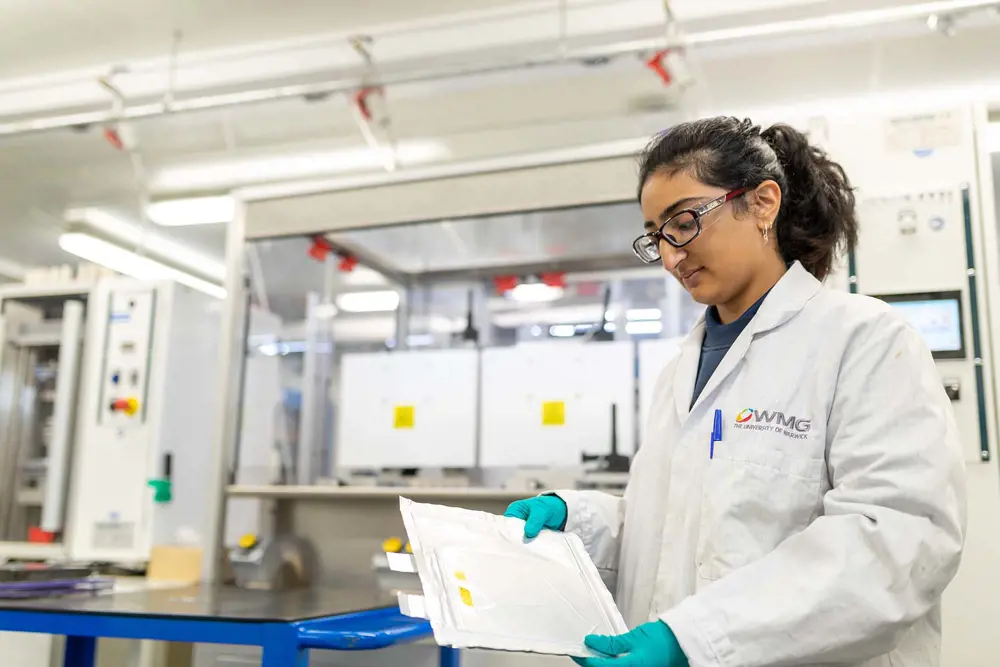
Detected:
[558,262,966,667]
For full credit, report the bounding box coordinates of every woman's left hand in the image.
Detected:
[572,621,689,667]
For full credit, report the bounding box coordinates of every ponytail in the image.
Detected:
[637,117,858,280]
[760,124,857,280]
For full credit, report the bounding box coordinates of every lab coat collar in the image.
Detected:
[672,261,822,419]
[746,261,822,336]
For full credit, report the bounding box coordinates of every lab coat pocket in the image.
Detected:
[696,441,824,582]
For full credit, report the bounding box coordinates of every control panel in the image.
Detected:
[65,278,223,565]
[98,288,156,427]
[854,189,989,462]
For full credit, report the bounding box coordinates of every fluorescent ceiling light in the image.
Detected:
[406,333,436,347]
[341,265,388,287]
[547,323,596,337]
[625,321,663,336]
[492,304,603,328]
[421,315,466,334]
[508,283,564,303]
[146,195,235,226]
[249,333,278,348]
[58,233,226,299]
[335,290,400,313]
[259,341,300,356]
[312,303,339,319]
[65,208,225,281]
[150,141,447,191]
[627,308,662,321]
[257,340,331,356]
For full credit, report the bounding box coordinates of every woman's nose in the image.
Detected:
[659,241,686,272]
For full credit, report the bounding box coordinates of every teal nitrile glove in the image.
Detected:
[503,495,568,539]
[573,621,689,667]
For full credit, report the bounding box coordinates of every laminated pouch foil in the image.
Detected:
[400,497,627,656]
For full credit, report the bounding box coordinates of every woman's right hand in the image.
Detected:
[504,495,568,539]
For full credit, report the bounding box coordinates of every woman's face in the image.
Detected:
[639,169,772,306]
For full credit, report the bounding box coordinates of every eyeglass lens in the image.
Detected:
[634,236,660,262]
[663,211,699,247]
[635,210,700,262]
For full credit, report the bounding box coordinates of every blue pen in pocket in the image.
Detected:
[710,409,723,459]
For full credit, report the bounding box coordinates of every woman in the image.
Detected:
[505,117,966,667]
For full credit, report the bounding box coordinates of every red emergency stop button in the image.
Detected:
[110,397,140,416]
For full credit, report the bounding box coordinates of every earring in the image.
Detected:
[762,225,770,244]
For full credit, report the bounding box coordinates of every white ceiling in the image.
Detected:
[0,0,867,79]
[1,0,999,283]
[1,0,526,78]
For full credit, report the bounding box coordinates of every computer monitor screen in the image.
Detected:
[874,291,965,359]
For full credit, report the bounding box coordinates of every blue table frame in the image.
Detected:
[0,605,460,667]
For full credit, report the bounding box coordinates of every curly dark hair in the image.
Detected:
[637,116,858,280]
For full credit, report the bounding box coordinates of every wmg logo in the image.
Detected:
[734,408,811,437]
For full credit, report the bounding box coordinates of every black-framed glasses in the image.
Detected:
[632,188,748,264]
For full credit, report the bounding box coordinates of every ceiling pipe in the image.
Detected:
[0,0,996,139]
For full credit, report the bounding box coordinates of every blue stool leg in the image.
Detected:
[63,636,97,667]
[439,646,461,667]
[262,644,307,667]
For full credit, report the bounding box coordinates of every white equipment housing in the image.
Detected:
[851,189,990,464]
[337,349,479,469]
[64,277,221,563]
[480,341,635,467]
[0,280,283,667]
[335,341,640,472]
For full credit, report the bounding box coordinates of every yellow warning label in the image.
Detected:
[542,401,565,426]
[459,587,474,606]
[394,405,415,429]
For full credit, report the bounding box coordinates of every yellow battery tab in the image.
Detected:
[394,405,415,429]
[541,401,565,426]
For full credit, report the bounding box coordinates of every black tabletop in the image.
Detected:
[0,572,415,623]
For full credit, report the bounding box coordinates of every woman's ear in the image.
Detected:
[749,180,782,228]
